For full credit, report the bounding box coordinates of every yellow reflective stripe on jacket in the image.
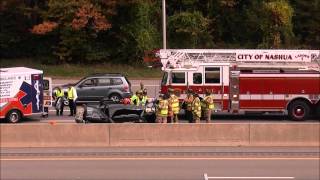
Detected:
[171,98,179,108]
[158,100,168,116]
[172,98,179,114]
[160,109,168,115]
[204,95,214,110]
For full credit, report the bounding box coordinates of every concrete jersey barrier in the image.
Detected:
[0,123,319,147]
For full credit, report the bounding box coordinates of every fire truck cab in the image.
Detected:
[158,49,320,120]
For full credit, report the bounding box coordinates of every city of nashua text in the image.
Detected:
[237,54,293,60]
[265,54,292,60]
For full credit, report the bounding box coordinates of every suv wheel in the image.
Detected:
[109,93,121,102]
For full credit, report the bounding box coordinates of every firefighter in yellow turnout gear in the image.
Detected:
[203,89,214,123]
[156,94,168,123]
[141,89,148,106]
[183,89,194,123]
[168,88,180,123]
[192,93,201,123]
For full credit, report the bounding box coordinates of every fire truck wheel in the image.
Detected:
[6,110,21,123]
[315,104,320,118]
[288,100,310,121]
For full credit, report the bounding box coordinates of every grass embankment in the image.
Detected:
[1,59,162,79]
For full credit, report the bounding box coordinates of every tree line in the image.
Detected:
[0,0,319,65]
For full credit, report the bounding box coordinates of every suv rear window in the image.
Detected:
[97,78,123,86]
[112,78,123,85]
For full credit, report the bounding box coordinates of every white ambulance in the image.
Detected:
[0,67,45,123]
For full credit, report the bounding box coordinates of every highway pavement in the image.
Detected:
[3,109,318,124]
[1,147,319,180]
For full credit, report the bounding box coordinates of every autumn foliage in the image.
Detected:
[31,21,58,35]
[72,3,111,32]
[31,2,111,35]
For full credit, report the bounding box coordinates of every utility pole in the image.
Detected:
[162,0,166,49]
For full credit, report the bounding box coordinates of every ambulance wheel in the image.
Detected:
[288,100,310,121]
[6,110,21,123]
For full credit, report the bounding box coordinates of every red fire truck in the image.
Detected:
[158,49,320,120]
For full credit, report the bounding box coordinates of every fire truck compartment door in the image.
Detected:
[202,66,227,111]
[230,70,240,112]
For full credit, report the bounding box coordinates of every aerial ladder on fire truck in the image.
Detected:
[158,49,320,71]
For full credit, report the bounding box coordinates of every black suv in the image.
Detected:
[61,73,132,103]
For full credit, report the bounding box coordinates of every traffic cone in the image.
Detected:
[49,120,57,126]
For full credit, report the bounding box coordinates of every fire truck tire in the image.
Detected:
[288,100,310,121]
[6,110,22,123]
[315,104,320,118]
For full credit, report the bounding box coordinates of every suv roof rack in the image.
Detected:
[89,73,124,77]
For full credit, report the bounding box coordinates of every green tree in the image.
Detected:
[108,0,160,63]
[290,0,320,48]
[168,11,213,48]
[259,0,294,48]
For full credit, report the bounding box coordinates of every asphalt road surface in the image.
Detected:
[1,109,319,124]
[1,147,319,180]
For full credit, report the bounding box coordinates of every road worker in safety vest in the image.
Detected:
[67,85,77,116]
[53,87,65,116]
[192,93,202,123]
[156,94,168,123]
[203,89,214,123]
[168,88,180,123]
[131,90,142,106]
